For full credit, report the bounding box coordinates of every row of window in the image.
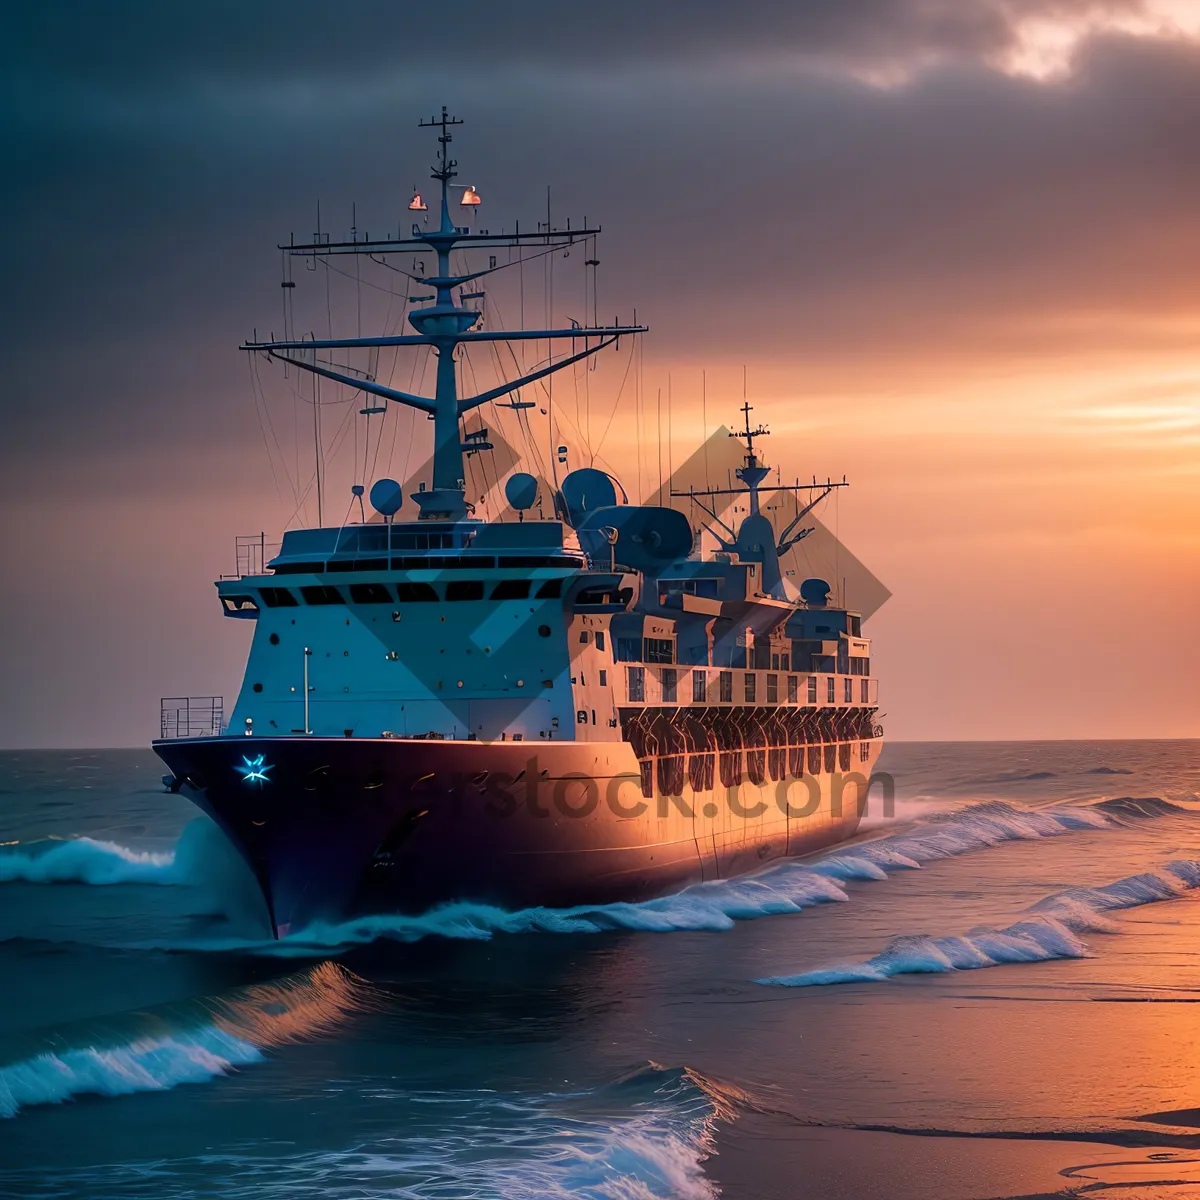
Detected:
[626,668,872,706]
[245,577,567,611]
[274,553,583,575]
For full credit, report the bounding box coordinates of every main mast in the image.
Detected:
[243,107,647,521]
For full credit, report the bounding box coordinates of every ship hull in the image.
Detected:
[154,735,883,936]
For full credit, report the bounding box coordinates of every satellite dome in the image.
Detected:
[560,468,618,527]
[504,472,539,511]
[800,578,831,607]
[369,478,404,517]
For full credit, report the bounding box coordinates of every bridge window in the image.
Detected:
[394,582,439,602]
[616,637,641,662]
[490,579,530,600]
[446,580,485,601]
[662,668,678,703]
[534,578,564,598]
[301,585,344,605]
[221,594,259,614]
[719,671,733,703]
[643,637,673,664]
[692,670,707,703]
[627,666,645,702]
[349,582,393,604]
[258,587,297,608]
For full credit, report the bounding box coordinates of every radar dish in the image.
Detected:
[578,505,693,573]
[560,468,618,527]
[800,578,831,607]
[504,472,539,511]
[369,478,404,517]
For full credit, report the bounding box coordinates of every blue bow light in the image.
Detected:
[236,754,272,785]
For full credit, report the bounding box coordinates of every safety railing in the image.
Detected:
[160,696,225,739]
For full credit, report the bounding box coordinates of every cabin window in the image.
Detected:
[692,670,707,703]
[787,675,798,704]
[860,679,869,702]
[844,677,853,703]
[616,637,641,662]
[534,578,563,598]
[627,666,645,702]
[719,671,733,703]
[860,741,870,762]
[850,615,862,636]
[780,654,790,671]
[808,676,818,704]
[595,631,606,651]
[827,677,836,704]
[771,653,780,670]
[744,673,756,703]
[301,585,344,605]
[349,582,393,604]
[446,580,485,601]
[258,587,298,608]
[394,582,439,602]
[579,630,591,644]
[766,674,778,703]
[599,669,607,687]
[491,579,531,600]
[643,637,673,664]
[221,594,259,614]
[661,668,678,703]
[577,709,588,725]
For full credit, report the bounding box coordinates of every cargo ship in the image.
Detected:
[154,109,883,936]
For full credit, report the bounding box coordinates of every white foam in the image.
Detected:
[760,859,1200,989]
[0,1026,262,1118]
[759,915,1091,987]
[0,961,369,1119]
[0,837,178,885]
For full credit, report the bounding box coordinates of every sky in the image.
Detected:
[1,0,1198,747]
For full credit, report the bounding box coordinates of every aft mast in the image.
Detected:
[673,401,848,599]
[242,107,646,521]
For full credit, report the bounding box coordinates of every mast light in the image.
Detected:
[461,186,482,206]
[408,192,427,211]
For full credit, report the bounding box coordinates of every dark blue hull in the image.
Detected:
[154,736,874,935]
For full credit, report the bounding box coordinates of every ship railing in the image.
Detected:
[620,667,878,709]
[220,533,282,580]
[160,696,225,740]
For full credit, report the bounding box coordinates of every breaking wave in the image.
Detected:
[0,1061,743,1199]
[0,819,238,889]
[0,962,371,1119]
[758,860,1200,988]
[0,837,178,885]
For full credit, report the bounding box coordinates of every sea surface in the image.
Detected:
[2,741,1200,1199]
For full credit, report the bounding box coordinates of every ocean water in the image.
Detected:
[2,742,1200,1199]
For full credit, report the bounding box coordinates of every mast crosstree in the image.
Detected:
[243,107,646,520]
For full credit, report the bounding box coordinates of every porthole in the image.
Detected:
[252,682,263,693]
[269,633,280,645]
[538,624,551,637]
